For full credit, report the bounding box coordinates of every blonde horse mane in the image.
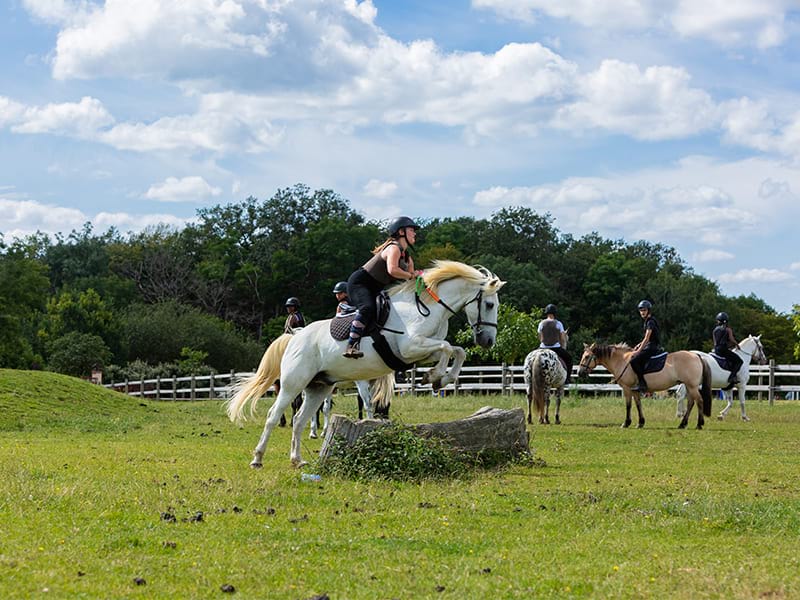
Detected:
[389,260,505,297]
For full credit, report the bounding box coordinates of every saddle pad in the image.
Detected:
[642,352,668,374]
[709,352,733,371]
[330,314,356,341]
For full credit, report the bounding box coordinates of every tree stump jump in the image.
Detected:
[319,406,530,461]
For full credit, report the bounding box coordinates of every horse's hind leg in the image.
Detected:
[554,387,563,425]
[356,380,374,419]
[718,388,733,420]
[252,388,296,468]
[290,384,333,467]
[543,394,551,425]
[738,387,750,422]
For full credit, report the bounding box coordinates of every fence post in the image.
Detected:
[501,362,508,395]
[768,359,775,406]
[171,377,176,401]
[156,376,161,401]
[124,379,129,395]
[209,373,215,400]
[190,375,196,401]
[411,366,417,396]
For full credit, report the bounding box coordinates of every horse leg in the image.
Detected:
[527,389,533,425]
[290,384,332,467]
[555,386,562,425]
[251,387,296,468]
[634,392,645,428]
[738,386,750,422]
[356,380,374,419]
[675,384,687,418]
[321,393,332,438]
[622,391,633,428]
[718,388,733,420]
[678,388,693,429]
[690,387,705,430]
[543,392,550,425]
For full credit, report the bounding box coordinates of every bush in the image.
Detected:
[319,423,468,482]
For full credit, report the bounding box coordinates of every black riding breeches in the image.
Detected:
[630,346,659,378]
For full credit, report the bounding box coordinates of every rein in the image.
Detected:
[414,276,498,333]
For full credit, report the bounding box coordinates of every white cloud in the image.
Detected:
[790,262,800,270]
[0,196,188,238]
[692,249,735,262]
[1,95,114,138]
[553,60,719,140]
[717,268,794,283]
[363,179,398,199]
[473,0,796,48]
[144,176,222,203]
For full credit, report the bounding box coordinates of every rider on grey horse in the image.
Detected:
[712,312,743,385]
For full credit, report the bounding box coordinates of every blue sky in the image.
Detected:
[1,0,799,314]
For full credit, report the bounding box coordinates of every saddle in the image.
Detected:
[641,352,668,374]
[329,291,393,341]
[328,292,412,371]
[709,352,736,372]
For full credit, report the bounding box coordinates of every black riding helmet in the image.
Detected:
[716,312,729,323]
[388,216,419,238]
[332,282,348,294]
[637,300,652,311]
[285,297,300,308]
[545,303,557,315]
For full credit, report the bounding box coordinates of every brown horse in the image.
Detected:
[577,343,712,429]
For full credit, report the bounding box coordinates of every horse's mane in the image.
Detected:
[589,342,632,359]
[389,260,505,296]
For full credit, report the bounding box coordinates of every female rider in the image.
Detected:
[343,216,418,358]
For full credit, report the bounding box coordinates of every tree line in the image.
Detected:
[1,183,798,380]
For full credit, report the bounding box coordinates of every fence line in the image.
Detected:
[106,362,800,404]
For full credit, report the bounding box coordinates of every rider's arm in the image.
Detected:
[728,327,739,348]
[636,328,652,351]
[384,244,414,280]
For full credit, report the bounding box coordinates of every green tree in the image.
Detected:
[46,332,112,377]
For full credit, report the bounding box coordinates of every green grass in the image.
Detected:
[2,369,800,598]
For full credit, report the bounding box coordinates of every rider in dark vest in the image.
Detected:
[537,304,572,384]
[332,281,356,316]
[630,299,661,392]
[343,216,418,358]
[713,312,743,384]
[283,297,305,334]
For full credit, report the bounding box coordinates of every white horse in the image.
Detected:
[226,261,504,466]
[522,332,570,425]
[675,334,767,422]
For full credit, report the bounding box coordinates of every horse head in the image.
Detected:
[577,343,598,377]
[462,267,504,348]
[743,334,768,365]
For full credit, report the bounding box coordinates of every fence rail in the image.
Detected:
[106,361,800,404]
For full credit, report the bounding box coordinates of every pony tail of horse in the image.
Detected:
[532,355,547,419]
[225,333,292,424]
[371,373,395,415]
[700,357,712,417]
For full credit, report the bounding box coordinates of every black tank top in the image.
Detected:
[643,316,660,347]
[362,242,409,285]
[713,325,729,351]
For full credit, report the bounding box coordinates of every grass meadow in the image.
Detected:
[1,369,800,599]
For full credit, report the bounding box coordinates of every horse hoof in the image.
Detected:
[621,421,631,429]
[742,416,750,422]
[677,423,687,430]
[637,422,645,429]
[309,433,317,439]
[291,459,308,468]
[250,462,263,469]
[717,415,724,421]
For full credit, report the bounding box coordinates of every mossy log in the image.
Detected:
[319,406,530,460]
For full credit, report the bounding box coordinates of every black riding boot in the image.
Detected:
[633,378,647,392]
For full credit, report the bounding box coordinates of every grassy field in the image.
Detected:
[1,369,799,599]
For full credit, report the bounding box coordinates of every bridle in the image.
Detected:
[739,337,767,365]
[578,351,597,372]
[415,282,498,334]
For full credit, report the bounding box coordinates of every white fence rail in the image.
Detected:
[106,361,800,404]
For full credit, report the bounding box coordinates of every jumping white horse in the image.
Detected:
[675,334,766,422]
[522,331,570,425]
[226,261,504,466]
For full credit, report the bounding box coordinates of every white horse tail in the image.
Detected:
[371,373,395,415]
[226,333,293,424]
[531,354,547,422]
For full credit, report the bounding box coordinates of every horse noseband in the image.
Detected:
[465,290,498,334]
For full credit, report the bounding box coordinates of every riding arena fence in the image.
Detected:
[105,360,800,405]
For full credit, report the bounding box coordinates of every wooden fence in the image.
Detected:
[106,361,800,404]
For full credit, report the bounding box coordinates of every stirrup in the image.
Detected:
[632,381,647,392]
[343,343,363,359]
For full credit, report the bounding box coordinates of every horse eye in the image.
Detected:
[485,301,494,310]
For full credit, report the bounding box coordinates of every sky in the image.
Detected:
[1,0,799,314]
